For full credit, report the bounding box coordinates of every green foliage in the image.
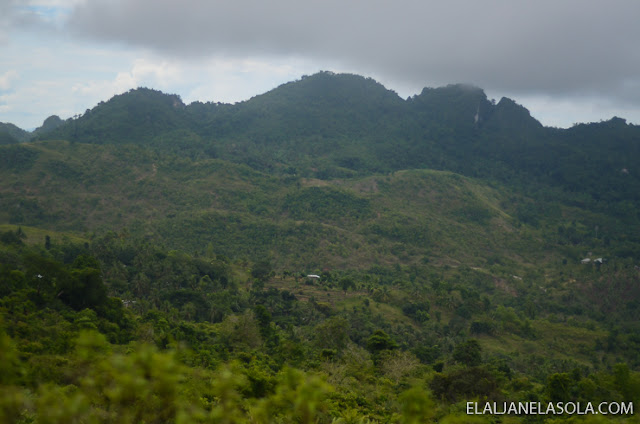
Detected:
[401,301,430,323]
[366,330,398,363]
[283,186,371,222]
[430,366,502,402]
[0,144,39,171]
[314,317,350,352]
[1,235,639,422]
[42,88,190,145]
[62,267,107,310]
[0,322,22,385]
[547,372,573,402]
[0,121,31,142]
[3,72,640,422]
[398,386,435,424]
[0,228,25,246]
[0,131,19,145]
[339,277,356,293]
[251,259,273,282]
[452,339,482,367]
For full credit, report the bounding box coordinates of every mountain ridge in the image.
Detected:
[3,71,611,137]
[2,71,637,220]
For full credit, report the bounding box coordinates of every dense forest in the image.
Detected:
[1,72,639,422]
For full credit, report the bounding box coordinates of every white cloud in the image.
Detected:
[127,59,183,88]
[0,70,19,90]
[72,58,183,98]
[0,93,12,113]
[179,56,319,104]
[72,54,320,107]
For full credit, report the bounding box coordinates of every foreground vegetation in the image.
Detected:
[1,227,639,422]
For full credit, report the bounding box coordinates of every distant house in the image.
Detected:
[122,300,137,308]
[581,258,591,264]
[307,274,321,279]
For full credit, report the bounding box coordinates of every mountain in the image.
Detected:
[0,121,30,143]
[0,130,19,145]
[3,72,639,267]
[5,71,640,226]
[33,115,64,136]
[1,115,66,143]
[35,73,640,194]
[40,88,190,144]
[207,71,406,139]
[3,73,634,243]
[2,72,640,422]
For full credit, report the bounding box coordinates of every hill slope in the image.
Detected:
[2,72,639,268]
[0,140,528,269]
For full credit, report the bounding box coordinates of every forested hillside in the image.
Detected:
[35,72,640,211]
[1,72,639,422]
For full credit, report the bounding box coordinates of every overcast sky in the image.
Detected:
[2,0,640,130]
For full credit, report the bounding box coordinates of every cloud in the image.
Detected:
[63,0,640,101]
[69,57,184,103]
[0,29,317,129]
[3,0,640,129]
[0,0,17,42]
[0,70,18,90]
[68,55,313,104]
[0,0,68,42]
[115,59,182,90]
